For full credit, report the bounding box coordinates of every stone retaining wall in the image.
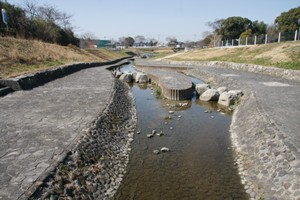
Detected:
[188,67,300,199]
[163,60,300,82]
[0,57,132,96]
[29,79,137,199]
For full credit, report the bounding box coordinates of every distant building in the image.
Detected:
[97,40,115,48]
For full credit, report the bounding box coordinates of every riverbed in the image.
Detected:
[113,63,248,200]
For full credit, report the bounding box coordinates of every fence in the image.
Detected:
[214,30,300,47]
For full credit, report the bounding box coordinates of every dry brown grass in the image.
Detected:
[167,41,300,70]
[0,37,126,79]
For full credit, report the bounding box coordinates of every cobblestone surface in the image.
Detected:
[137,59,300,200]
[0,65,115,199]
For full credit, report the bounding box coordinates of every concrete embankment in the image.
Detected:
[30,79,136,199]
[136,59,300,199]
[162,60,300,82]
[185,64,300,200]
[0,58,136,199]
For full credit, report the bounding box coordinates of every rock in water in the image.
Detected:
[147,134,154,138]
[217,86,228,94]
[195,83,211,95]
[218,90,243,107]
[153,150,160,154]
[119,73,133,83]
[200,89,220,101]
[161,147,170,152]
[135,72,148,83]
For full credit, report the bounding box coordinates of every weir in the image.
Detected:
[147,70,193,100]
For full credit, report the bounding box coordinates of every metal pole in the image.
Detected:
[278,32,281,43]
[254,35,257,45]
[265,34,268,44]
[295,30,298,41]
[298,19,300,40]
[232,39,234,46]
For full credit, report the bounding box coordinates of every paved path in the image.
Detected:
[0,64,115,199]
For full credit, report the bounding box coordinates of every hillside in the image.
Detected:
[162,41,300,70]
[0,37,127,79]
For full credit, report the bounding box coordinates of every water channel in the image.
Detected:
[113,64,248,200]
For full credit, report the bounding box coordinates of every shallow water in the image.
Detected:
[114,64,248,200]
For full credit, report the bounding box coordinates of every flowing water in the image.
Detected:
[113,64,248,200]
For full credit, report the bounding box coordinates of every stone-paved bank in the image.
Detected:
[135,59,300,199]
[31,79,137,199]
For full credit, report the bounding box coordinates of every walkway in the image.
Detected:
[0,64,115,199]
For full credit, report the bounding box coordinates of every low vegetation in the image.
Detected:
[0,37,126,79]
[165,41,300,70]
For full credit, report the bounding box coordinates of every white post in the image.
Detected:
[232,39,234,46]
[265,34,268,44]
[278,32,281,43]
[246,37,248,46]
[238,38,240,46]
[222,41,224,46]
[295,30,298,41]
[254,35,257,45]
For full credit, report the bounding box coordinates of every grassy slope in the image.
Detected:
[166,41,300,70]
[0,37,127,79]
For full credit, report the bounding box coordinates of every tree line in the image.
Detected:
[201,6,300,47]
[0,1,79,46]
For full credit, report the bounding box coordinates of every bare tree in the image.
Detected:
[59,12,73,30]
[80,32,97,48]
[37,4,61,23]
[134,35,146,43]
[23,0,38,18]
[119,37,126,46]
[148,38,158,46]
[166,36,177,43]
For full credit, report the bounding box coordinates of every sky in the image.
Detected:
[7,0,300,42]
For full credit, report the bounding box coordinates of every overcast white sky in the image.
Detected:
[8,0,300,42]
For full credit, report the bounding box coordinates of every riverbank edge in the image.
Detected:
[161,60,300,82]
[183,65,299,199]
[25,77,137,199]
[0,56,132,97]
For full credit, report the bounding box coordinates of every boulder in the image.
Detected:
[200,89,220,101]
[195,83,211,95]
[115,70,123,78]
[229,90,243,98]
[135,72,148,83]
[217,87,228,94]
[119,73,133,83]
[218,90,243,107]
